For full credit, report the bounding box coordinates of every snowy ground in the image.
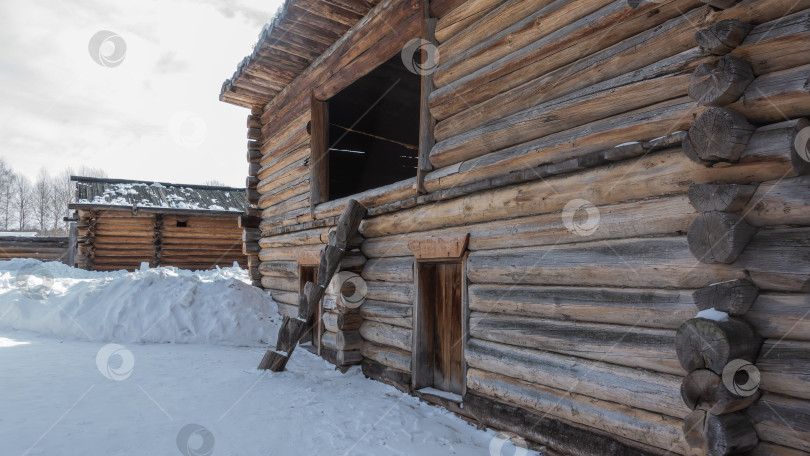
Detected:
[0,260,523,456]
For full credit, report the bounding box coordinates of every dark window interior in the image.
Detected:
[327,54,421,200]
[176,221,187,227]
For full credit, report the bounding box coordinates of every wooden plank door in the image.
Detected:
[432,262,463,394]
[415,261,464,395]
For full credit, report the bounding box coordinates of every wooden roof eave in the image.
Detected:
[68,203,243,218]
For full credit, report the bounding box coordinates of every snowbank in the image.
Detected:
[0,259,279,346]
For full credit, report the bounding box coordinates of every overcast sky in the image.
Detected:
[0,0,285,187]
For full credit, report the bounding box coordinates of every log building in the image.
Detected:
[0,236,69,262]
[220,0,810,454]
[69,176,247,271]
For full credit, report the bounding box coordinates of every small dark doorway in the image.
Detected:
[414,261,464,395]
[299,265,320,346]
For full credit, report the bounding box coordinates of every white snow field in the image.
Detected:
[0,260,529,456]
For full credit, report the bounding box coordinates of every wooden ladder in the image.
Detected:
[258,199,367,372]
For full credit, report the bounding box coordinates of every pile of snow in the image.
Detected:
[0,259,279,346]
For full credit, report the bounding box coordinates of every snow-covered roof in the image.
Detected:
[69,176,245,214]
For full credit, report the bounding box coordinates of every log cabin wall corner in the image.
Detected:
[219,0,810,454]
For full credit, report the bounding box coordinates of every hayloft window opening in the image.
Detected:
[176,220,187,227]
[314,54,421,202]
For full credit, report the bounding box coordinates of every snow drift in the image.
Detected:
[0,259,279,345]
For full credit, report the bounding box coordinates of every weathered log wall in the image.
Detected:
[0,236,69,262]
[245,0,810,454]
[75,209,245,271]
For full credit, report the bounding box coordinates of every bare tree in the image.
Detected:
[48,166,108,234]
[0,160,16,230]
[32,168,51,232]
[14,175,32,231]
[203,179,228,187]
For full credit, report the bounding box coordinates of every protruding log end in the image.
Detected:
[692,279,759,315]
[676,317,761,374]
[248,140,261,151]
[246,188,260,205]
[247,127,262,140]
[248,162,261,177]
[687,211,757,264]
[246,175,259,189]
[683,108,756,164]
[683,410,758,456]
[689,56,754,107]
[247,114,262,129]
[688,183,757,212]
[247,149,262,163]
[695,20,753,55]
[681,369,759,414]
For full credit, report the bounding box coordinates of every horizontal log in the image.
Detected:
[729,63,810,124]
[730,9,810,75]
[359,320,411,352]
[467,368,691,454]
[321,310,363,332]
[260,276,298,293]
[258,245,321,262]
[745,292,810,341]
[259,227,329,247]
[747,393,810,452]
[467,236,743,289]
[434,0,502,43]
[733,227,810,292]
[368,119,808,237]
[744,175,810,226]
[470,313,681,375]
[320,330,362,351]
[433,0,700,97]
[467,339,688,418]
[360,341,411,372]
[469,284,694,330]
[359,300,413,328]
[757,339,810,400]
[362,194,695,258]
[360,257,414,283]
[364,281,413,304]
[258,261,298,278]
